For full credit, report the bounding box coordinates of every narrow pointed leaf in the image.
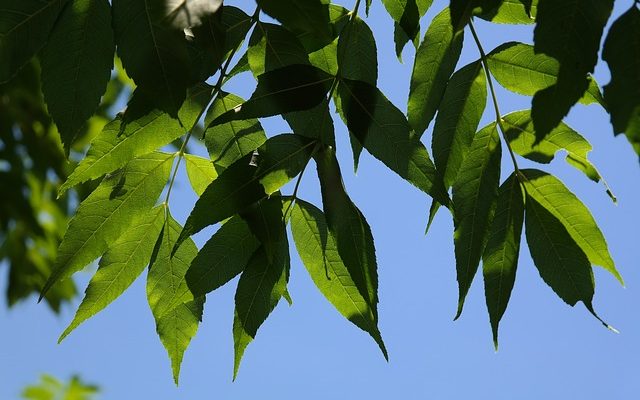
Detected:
[337,16,378,85]
[147,212,203,383]
[602,5,640,157]
[41,152,175,298]
[337,79,450,206]
[476,0,537,24]
[40,0,115,150]
[208,64,334,128]
[425,199,441,235]
[452,124,502,318]
[408,8,464,137]
[186,216,259,297]
[487,42,606,107]
[240,196,286,262]
[59,206,165,342]
[291,199,388,359]
[0,0,66,83]
[482,173,524,348]
[520,169,622,284]
[203,92,267,173]
[233,241,289,378]
[184,154,218,196]
[432,61,487,188]
[384,0,432,56]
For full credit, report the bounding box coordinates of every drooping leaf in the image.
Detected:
[203,92,267,173]
[337,79,450,206]
[0,0,66,83]
[315,148,379,319]
[532,0,613,139]
[184,154,218,196]
[112,0,192,112]
[176,134,317,249]
[256,0,333,49]
[602,5,640,157]
[520,169,622,284]
[425,199,441,235]
[41,152,175,299]
[487,42,606,108]
[186,216,259,297]
[248,22,309,76]
[476,0,537,24]
[338,16,378,85]
[151,0,223,30]
[240,196,286,262]
[291,199,388,359]
[207,64,334,127]
[60,104,184,195]
[382,0,433,57]
[40,0,115,151]
[525,194,608,327]
[432,61,487,188]
[502,110,614,200]
[233,241,289,379]
[147,211,203,383]
[482,173,524,348]
[452,124,502,319]
[59,206,165,342]
[408,8,464,137]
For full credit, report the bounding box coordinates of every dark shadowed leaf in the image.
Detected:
[450,0,503,31]
[248,22,309,76]
[408,8,464,137]
[337,16,378,85]
[482,173,524,348]
[603,5,640,157]
[284,100,336,147]
[256,0,333,49]
[452,124,501,319]
[40,0,115,151]
[383,0,432,57]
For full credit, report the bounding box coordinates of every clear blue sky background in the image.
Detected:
[2,0,639,398]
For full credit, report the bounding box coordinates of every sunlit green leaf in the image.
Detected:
[482,173,524,348]
[291,199,387,358]
[184,154,218,196]
[453,124,501,318]
[41,152,175,298]
[520,169,622,284]
[40,0,115,151]
[476,0,537,24]
[432,61,487,188]
[248,22,309,76]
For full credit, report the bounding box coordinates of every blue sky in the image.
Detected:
[2,0,639,398]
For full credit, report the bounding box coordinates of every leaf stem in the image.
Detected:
[469,20,521,175]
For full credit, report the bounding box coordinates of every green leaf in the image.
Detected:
[112,0,192,112]
[240,196,287,262]
[219,6,252,58]
[147,211,203,384]
[408,8,464,137]
[59,104,184,195]
[382,0,433,57]
[337,79,450,206]
[338,16,378,85]
[481,173,524,348]
[248,22,309,76]
[520,169,622,285]
[487,42,606,108]
[184,154,218,196]
[452,124,502,319]
[315,148,379,319]
[177,134,317,249]
[178,83,214,132]
[186,216,259,297]
[425,199,441,235]
[151,0,222,30]
[602,5,640,157]
[41,152,175,299]
[476,0,537,24]
[502,110,614,201]
[532,0,613,138]
[0,0,66,83]
[525,193,609,327]
[284,100,336,147]
[59,206,165,342]
[208,64,334,128]
[203,92,267,173]
[40,0,115,151]
[432,61,487,188]
[291,199,388,359]
[256,0,333,49]
[450,0,503,31]
[224,52,250,83]
[233,241,289,379]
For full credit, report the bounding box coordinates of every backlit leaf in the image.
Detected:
[338,16,377,85]
[256,0,333,49]
[151,0,223,30]
[476,0,537,24]
[248,22,309,76]
[184,154,218,196]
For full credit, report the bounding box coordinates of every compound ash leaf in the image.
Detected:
[41,152,175,299]
[184,154,218,196]
[0,0,66,83]
[408,8,464,137]
[40,0,115,151]
[147,211,203,384]
[432,61,487,188]
[59,206,165,342]
[452,124,502,319]
[482,173,524,348]
[520,169,622,285]
[291,199,387,359]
